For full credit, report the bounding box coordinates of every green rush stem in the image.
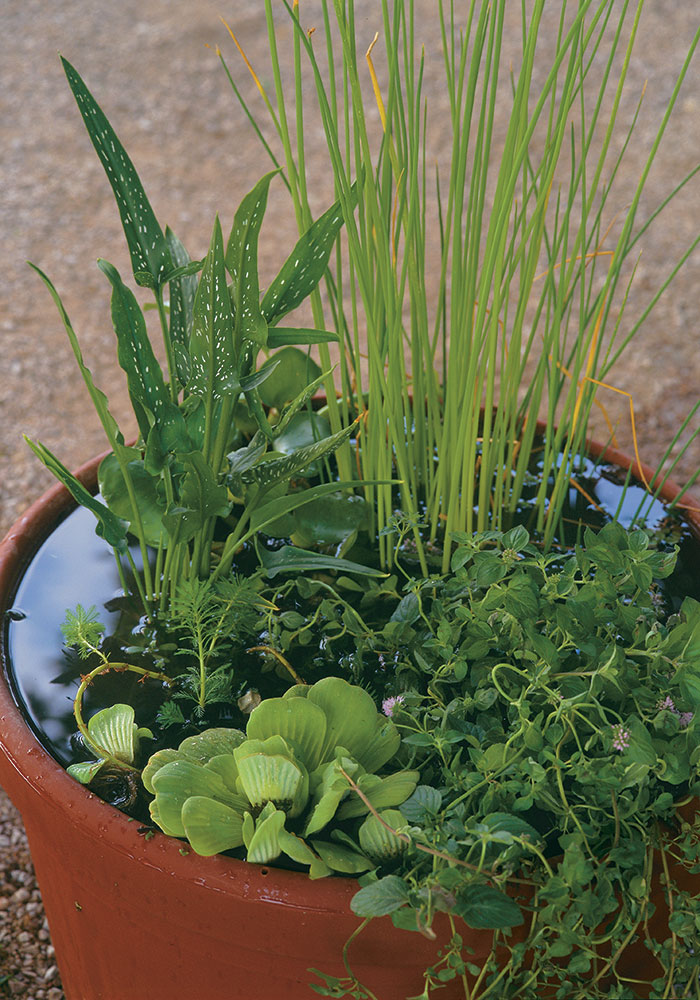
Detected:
[155,286,178,402]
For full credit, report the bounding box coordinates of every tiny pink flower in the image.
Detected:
[656,697,693,728]
[611,724,631,752]
[657,696,676,713]
[382,694,405,717]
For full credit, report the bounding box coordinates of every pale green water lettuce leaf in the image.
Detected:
[180,796,245,856]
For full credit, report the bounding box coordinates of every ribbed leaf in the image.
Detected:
[204,754,243,796]
[246,805,286,864]
[304,757,354,837]
[85,704,139,764]
[150,759,240,838]
[338,770,420,820]
[181,796,245,856]
[311,839,373,874]
[358,811,407,862]
[261,184,357,325]
[177,728,246,765]
[235,748,308,819]
[25,438,127,552]
[67,759,106,785]
[309,677,382,766]
[61,57,172,289]
[246,697,327,772]
[188,217,237,401]
[225,169,278,348]
[277,827,324,869]
[141,749,181,794]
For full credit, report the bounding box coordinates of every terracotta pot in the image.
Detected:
[0,445,698,1000]
[0,454,478,1000]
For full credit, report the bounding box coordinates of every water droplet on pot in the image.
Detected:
[5,607,26,622]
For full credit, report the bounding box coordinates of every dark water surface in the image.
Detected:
[4,461,699,768]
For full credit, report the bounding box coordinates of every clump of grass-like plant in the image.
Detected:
[222,0,700,571]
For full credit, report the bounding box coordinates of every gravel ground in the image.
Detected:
[1,2,700,996]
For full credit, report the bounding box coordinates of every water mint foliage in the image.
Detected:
[328,524,700,997]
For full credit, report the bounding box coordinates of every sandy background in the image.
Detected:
[1,1,699,995]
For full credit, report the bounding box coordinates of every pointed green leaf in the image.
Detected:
[188,217,237,401]
[166,227,198,386]
[350,875,410,918]
[25,438,127,551]
[261,185,357,325]
[266,328,339,348]
[273,411,331,478]
[98,259,168,428]
[225,170,279,348]
[227,433,268,483]
[238,420,358,490]
[28,264,126,452]
[61,57,172,288]
[258,545,386,579]
[455,884,524,930]
[163,259,204,283]
[274,372,335,437]
[238,360,282,394]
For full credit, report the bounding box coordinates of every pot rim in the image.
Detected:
[0,437,697,903]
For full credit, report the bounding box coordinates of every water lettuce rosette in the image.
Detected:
[142,677,418,877]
